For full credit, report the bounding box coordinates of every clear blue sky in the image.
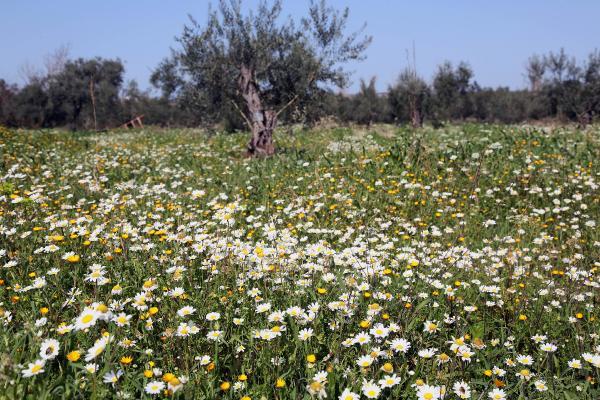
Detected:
[2,1,599,93]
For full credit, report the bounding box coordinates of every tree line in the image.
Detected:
[1,3,598,137]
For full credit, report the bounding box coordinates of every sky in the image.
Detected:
[2,1,599,93]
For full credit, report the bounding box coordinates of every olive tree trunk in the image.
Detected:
[239,65,276,156]
[409,96,423,128]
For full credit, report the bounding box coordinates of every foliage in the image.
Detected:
[431,61,475,121]
[349,77,388,126]
[1,47,600,129]
[388,69,430,126]
[12,81,49,128]
[0,80,18,127]
[47,57,125,130]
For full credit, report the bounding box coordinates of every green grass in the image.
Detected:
[0,123,598,399]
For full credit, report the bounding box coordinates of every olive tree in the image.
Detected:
[388,68,430,128]
[152,0,370,156]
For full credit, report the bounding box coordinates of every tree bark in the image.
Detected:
[577,110,591,128]
[409,96,422,128]
[238,65,276,156]
[89,77,97,131]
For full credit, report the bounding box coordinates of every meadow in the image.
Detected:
[0,123,598,399]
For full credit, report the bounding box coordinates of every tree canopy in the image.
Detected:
[152,0,371,155]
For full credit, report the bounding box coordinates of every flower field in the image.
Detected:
[0,124,599,399]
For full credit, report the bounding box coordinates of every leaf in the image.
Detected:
[414,299,430,313]
[563,391,578,400]
[470,321,485,339]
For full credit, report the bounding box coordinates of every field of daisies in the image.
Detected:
[0,123,599,399]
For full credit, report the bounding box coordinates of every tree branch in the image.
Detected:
[275,94,300,118]
[230,99,253,130]
[275,70,317,118]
